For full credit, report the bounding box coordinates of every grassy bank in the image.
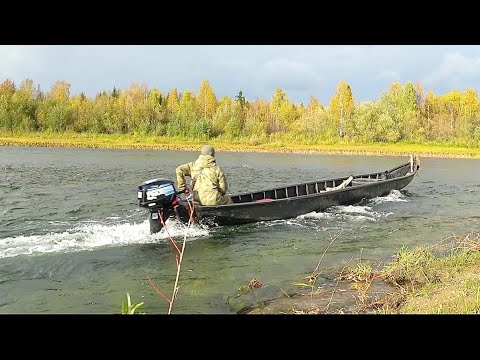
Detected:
[303,231,480,314]
[238,231,480,314]
[374,231,480,314]
[1,132,480,158]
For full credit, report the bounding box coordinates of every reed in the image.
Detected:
[121,293,144,314]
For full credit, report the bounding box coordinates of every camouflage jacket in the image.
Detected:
[175,154,230,206]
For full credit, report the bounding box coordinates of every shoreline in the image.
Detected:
[1,135,480,159]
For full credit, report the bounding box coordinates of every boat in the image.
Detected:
[137,155,420,234]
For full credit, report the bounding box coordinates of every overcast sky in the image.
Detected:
[1,45,480,105]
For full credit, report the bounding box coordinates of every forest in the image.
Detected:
[1,78,479,148]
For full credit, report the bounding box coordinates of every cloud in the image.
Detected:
[0,45,85,92]
[424,52,480,92]
[2,45,480,105]
[0,46,41,79]
[263,57,321,92]
[376,69,400,82]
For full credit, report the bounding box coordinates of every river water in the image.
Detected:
[1,146,479,313]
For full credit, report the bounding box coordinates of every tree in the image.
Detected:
[37,80,73,132]
[306,96,321,113]
[49,80,71,102]
[166,88,180,116]
[414,81,425,110]
[235,90,246,108]
[399,82,422,140]
[384,82,403,111]
[121,82,149,133]
[166,91,199,138]
[212,96,233,136]
[0,79,16,98]
[268,88,297,134]
[328,81,355,138]
[351,101,401,143]
[179,91,196,120]
[196,79,217,119]
[402,82,419,113]
[243,98,269,137]
[0,94,11,132]
[424,90,435,121]
[213,96,244,138]
[70,93,93,133]
[297,102,305,118]
[146,88,168,134]
[457,88,479,140]
[388,82,403,97]
[292,103,330,141]
[10,79,39,132]
[441,89,462,133]
[0,79,18,132]
[463,88,479,120]
[90,92,112,133]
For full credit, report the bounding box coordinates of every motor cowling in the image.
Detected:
[137,179,177,210]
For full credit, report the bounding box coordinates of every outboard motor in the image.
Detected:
[137,179,179,234]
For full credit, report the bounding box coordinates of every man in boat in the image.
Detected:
[175,145,233,206]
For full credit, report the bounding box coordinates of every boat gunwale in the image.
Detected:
[196,161,417,209]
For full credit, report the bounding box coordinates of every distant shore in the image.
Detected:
[1,133,480,159]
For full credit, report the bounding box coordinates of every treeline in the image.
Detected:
[1,78,480,147]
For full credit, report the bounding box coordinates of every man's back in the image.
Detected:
[191,154,229,206]
[175,145,232,206]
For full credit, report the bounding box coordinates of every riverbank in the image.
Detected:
[232,231,480,314]
[1,133,480,158]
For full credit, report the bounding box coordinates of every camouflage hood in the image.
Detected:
[194,154,217,169]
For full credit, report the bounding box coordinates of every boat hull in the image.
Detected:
[173,158,420,228]
[191,171,415,226]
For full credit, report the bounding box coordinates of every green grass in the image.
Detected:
[1,131,480,158]
[375,232,480,314]
[321,231,480,314]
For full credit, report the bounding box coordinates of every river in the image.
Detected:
[1,146,479,313]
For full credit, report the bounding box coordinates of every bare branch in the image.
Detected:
[313,229,343,274]
[323,255,354,313]
[148,276,171,305]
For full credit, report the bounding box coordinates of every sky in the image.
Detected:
[1,45,480,105]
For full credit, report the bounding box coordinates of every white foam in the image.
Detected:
[262,219,306,227]
[335,205,374,214]
[296,189,406,223]
[299,204,393,222]
[370,189,408,204]
[0,219,209,259]
[298,211,332,220]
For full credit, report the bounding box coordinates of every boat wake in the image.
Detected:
[248,190,410,230]
[299,190,407,222]
[370,189,408,204]
[299,205,392,222]
[0,219,209,259]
